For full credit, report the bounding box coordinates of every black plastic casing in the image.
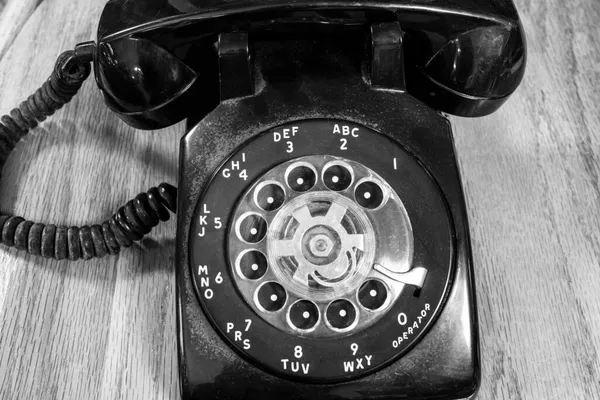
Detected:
[95,0,526,129]
[175,35,480,399]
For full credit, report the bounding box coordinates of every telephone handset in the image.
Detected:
[96,0,526,129]
[0,0,526,399]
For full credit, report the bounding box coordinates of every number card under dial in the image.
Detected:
[189,119,455,382]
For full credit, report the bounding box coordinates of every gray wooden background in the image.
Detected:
[0,0,599,399]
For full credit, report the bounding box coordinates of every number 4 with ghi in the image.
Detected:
[222,153,248,180]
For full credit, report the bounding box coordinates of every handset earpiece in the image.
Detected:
[400,8,526,117]
[96,36,219,129]
[95,1,526,121]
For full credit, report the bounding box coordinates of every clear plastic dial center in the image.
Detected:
[228,155,414,338]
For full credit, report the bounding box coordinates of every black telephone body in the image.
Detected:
[94,1,526,399]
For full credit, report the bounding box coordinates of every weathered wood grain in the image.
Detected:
[0,1,180,399]
[0,0,42,62]
[0,0,599,399]
[450,1,600,398]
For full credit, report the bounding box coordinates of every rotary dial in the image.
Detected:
[228,155,425,338]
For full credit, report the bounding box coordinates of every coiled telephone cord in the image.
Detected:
[0,48,177,260]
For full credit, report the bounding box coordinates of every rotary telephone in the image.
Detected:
[0,0,526,399]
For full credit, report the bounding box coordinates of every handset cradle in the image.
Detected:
[96,0,526,129]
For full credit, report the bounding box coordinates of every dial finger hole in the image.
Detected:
[358,279,388,311]
[288,300,319,331]
[286,163,317,192]
[236,213,268,243]
[323,162,353,191]
[236,250,268,280]
[325,299,357,331]
[355,180,385,210]
[255,181,286,212]
[255,282,287,312]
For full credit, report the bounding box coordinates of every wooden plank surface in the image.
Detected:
[0,0,599,399]
[0,0,41,62]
